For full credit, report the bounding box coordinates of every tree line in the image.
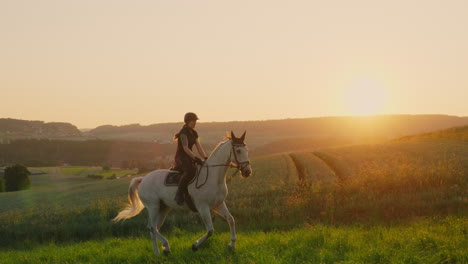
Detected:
[0,138,180,168]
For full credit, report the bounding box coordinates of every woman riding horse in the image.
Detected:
[113,129,252,255]
[172,112,208,205]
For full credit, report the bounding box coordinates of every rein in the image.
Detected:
[193,139,250,189]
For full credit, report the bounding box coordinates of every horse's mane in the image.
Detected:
[207,136,231,159]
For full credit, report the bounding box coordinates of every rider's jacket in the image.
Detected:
[174,124,198,166]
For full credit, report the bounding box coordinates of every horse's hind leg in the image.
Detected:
[147,206,160,255]
[157,205,171,230]
[147,204,171,256]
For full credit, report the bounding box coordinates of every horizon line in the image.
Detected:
[76,113,467,130]
[2,113,467,130]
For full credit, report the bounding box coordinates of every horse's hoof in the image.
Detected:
[228,244,235,251]
[192,243,198,252]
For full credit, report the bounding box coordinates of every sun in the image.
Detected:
[342,78,387,116]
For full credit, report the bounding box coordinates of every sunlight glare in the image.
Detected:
[342,78,387,115]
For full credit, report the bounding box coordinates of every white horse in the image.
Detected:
[112,131,252,255]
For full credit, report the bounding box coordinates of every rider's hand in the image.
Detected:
[194,157,203,165]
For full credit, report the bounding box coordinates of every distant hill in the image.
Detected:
[0,118,82,142]
[85,114,468,147]
[1,115,467,167]
[2,115,468,149]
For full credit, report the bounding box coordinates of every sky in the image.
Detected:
[1,0,467,128]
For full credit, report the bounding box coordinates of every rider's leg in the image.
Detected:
[180,165,195,196]
[175,170,188,205]
[175,163,196,205]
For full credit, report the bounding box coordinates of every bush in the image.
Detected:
[4,164,31,192]
[87,174,104,179]
[0,177,5,192]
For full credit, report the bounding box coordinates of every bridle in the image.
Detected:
[192,139,250,189]
[229,141,251,172]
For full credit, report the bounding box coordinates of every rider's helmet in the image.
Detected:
[184,112,199,123]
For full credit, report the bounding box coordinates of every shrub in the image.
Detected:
[87,174,104,179]
[0,177,5,192]
[4,164,31,192]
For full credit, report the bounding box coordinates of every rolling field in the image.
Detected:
[0,126,467,263]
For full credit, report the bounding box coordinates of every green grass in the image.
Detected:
[96,168,138,178]
[0,167,141,212]
[59,166,99,176]
[58,166,137,179]
[0,216,465,264]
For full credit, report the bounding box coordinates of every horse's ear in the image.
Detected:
[231,130,236,139]
[225,131,231,139]
[240,131,246,141]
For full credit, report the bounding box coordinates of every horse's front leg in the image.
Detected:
[192,205,214,251]
[213,201,236,250]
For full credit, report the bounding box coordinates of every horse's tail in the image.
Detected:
[112,177,145,222]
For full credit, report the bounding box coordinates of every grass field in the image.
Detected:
[0,126,467,263]
[0,217,465,264]
[0,167,139,212]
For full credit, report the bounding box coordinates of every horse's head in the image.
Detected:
[228,130,252,178]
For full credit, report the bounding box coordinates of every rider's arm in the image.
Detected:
[195,139,208,159]
[180,133,196,160]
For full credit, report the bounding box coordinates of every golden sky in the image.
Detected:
[1,0,467,128]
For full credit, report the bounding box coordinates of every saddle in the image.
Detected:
[164,167,198,212]
[164,169,184,186]
[164,167,197,186]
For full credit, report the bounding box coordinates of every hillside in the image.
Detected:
[393,124,468,142]
[3,115,467,168]
[84,115,468,146]
[249,135,386,156]
[0,118,82,142]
